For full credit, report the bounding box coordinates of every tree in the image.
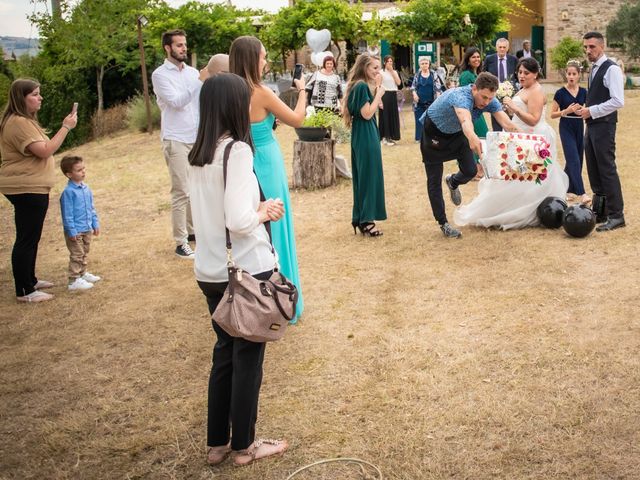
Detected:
[260,0,362,69]
[399,0,520,47]
[31,0,148,119]
[607,1,640,60]
[549,37,584,80]
[148,1,259,65]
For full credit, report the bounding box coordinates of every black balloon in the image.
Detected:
[562,204,596,238]
[537,196,568,229]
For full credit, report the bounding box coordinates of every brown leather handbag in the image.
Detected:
[212,141,298,343]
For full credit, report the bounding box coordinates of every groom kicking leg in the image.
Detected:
[419,73,518,238]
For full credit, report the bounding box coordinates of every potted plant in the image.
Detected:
[295,108,341,142]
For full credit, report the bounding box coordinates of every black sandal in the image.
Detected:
[358,222,383,237]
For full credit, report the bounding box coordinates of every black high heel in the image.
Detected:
[358,222,383,237]
[351,222,359,235]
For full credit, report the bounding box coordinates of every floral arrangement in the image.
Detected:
[496,81,515,101]
[483,132,553,184]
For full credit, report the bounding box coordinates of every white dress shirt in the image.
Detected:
[588,54,625,120]
[151,59,202,143]
[189,138,276,283]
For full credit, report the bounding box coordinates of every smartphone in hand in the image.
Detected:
[72,102,78,115]
[291,63,304,87]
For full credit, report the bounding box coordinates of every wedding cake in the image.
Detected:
[481,131,552,183]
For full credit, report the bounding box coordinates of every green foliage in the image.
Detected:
[261,0,362,67]
[302,109,341,128]
[147,2,259,64]
[607,2,640,59]
[30,0,149,115]
[549,37,584,76]
[0,51,13,110]
[125,93,161,132]
[0,74,11,111]
[399,0,518,46]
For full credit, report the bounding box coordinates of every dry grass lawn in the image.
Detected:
[1,90,639,480]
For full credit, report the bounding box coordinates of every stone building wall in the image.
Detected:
[544,0,632,79]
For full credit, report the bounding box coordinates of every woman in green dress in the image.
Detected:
[343,54,387,237]
[458,47,488,176]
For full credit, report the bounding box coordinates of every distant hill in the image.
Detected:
[1,36,41,60]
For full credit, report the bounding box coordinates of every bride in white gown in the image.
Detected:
[454,58,569,230]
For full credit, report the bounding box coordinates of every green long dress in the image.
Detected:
[348,82,387,225]
[459,70,489,138]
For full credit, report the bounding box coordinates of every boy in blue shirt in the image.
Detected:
[60,155,101,291]
[420,72,519,238]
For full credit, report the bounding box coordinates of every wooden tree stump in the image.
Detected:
[292,139,336,189]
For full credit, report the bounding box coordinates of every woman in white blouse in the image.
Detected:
[306,55,343,113]
[379,55,402,145]
[188,73,288,467]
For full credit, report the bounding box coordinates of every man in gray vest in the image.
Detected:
[577,31,625,231]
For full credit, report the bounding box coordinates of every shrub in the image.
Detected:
[549,37,585,81]
[126,94,161,132]
[91,103,129,138]
[0,74,11,111]
[302,109,341,128]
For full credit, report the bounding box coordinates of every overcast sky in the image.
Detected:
[0,0,288,38]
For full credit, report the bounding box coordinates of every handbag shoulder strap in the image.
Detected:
[221,139,274,254]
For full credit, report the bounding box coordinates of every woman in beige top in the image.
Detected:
[0,78,77,303]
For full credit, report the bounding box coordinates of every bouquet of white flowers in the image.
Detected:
[496,81,515,101]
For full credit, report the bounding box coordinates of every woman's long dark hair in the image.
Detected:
[229,35,263,93]
[517,57,542,78]
[460,47,482,74]
[188,73,253,167]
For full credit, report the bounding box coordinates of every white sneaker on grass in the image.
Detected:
[82,272,101,283]
[68,277,94,291]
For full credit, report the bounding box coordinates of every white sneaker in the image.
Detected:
[17,290,54,303]
[82,272,101,283]
[68,277,94,291]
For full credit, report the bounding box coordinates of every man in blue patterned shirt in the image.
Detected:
[420,72,519,238]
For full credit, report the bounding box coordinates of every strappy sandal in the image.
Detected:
[579,194,592,206]
[232,438,288,467]
[207,443,231,466]
[358,222,383,237]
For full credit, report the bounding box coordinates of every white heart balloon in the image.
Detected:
[306,28,331,53]
[311,51,333,67]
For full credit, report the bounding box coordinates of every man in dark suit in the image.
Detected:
[516,40,532,59]
[576,31,625,231]
[483,37,518,131]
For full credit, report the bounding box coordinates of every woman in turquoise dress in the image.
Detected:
[229,36,307,319]
[343,53,387,237]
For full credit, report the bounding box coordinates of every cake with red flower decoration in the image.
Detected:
[481,131,553,184]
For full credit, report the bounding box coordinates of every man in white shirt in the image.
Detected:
[516,40,532,59]
[151,29,203,258]
[576,31,625,231]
